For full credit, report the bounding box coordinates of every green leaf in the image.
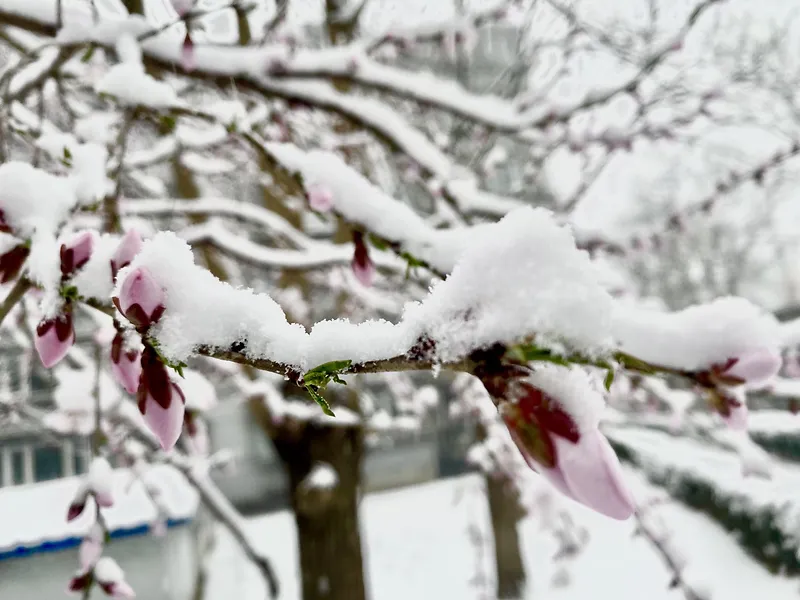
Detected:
[604,369,615,392]
[60,285,79,301]
[80,44,96,62]
[368,234,390,251]
[160,115,177,134]
[62,146,73,167]
[307,387,335,416]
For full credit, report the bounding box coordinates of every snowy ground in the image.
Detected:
[204,472,798,600]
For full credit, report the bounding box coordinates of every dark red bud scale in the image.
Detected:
[0,245,30,283]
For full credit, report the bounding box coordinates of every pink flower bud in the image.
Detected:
[88,456,114,508]
[180,32,195,72]
[720,348,782,386]
[171,0,193,16]
[94,557,136,599]
[60,231,95,278]
[67,484,89,522]
[502,383,634,520]
[0,244,29,283]
[35,311,75,368]
[67,569,93,593]
[79,524,104,570]
[138,347,185,451]
[113,267,166,330]
[110,229,143,280]
[351,231,374,287]
[307,184,334,213]
[140,384,186,451]
[111,333,142,395]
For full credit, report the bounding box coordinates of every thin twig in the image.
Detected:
[0,277,33,328]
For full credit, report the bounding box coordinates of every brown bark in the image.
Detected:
[249,384,367,600]
[477,423,527,599]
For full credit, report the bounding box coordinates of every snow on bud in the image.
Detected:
[60,231,95,278]
[35,311,75,368]
[113,267,166,330]
[0,243,30,283]
[111,332,142,395]
[94,557,136,599]
[88,456,115,507]
[79,523,105,570]
[137,347,185,451]
[110,229,143,280]
[180,32,195,72]
[716,348,782,387]
[306,183,335,213]
[351,231,374,287]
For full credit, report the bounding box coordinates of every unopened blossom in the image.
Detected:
[180,32,195,72]
[60,231,95,278]
[94,557,136,598]
[35,311,75,368]
[0,209,11,234]
[87,456,115,507]
[138,346,186,451]
[171,0,193,15]
[110,332,142,395]
[79,523,105,570]
[351,231,374,287]
[110,229,143,280]
[501,382,634,520]
[708,388,748,431]
[710,348,782,387]
[306,183,334,213]
[0,243,29,283]
[113,267,166,330]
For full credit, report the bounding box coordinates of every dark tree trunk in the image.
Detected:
[250,385,367,600]
[477,422,527,599]
[486,473,526,598]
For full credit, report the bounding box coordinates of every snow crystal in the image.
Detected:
[70,232,119,301]
[94,556,125,583]
[0,162,78,237]
[95,63,181,109]
[408,206,615,362]
[53,365,121,415]
[304,462,339,490]
[612,297,781,372]
[74,112,120,144]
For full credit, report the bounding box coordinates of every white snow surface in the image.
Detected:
[205,474,796,600]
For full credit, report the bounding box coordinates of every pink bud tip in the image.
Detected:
[722,400,748,431]
[60,231,95,278]
[110,229,143,280]
[307,184,335,213]
[180,33,195,72]
[67,500,86,522]
[35,312,75,368]
[114,267,166,330]
[724,348,782,386]
[140,383,186,451]
[110,333,142,395]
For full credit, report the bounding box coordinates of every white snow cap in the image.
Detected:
[612,297,781,372]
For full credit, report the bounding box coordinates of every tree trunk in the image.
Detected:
[476,422,527,598]
[250,385,367,600]
[486,473,526,598]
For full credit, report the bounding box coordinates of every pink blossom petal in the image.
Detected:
[111,334,142,395]
[35,316,75,368]
[307,184,335,212]
[60,231,95,277]
[111,229,143,279]
[79,536,103,570]
[142,385,186,451]
[554,431,634,520]
[115,267,165,328]
[180,34,195,72]
[352,259,374,287]
[722,401,749,431]
[726,348,782,386]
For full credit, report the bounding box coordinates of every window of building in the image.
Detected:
[11,448,25,485]
[73,442,89,475]
[34,445,63,482]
